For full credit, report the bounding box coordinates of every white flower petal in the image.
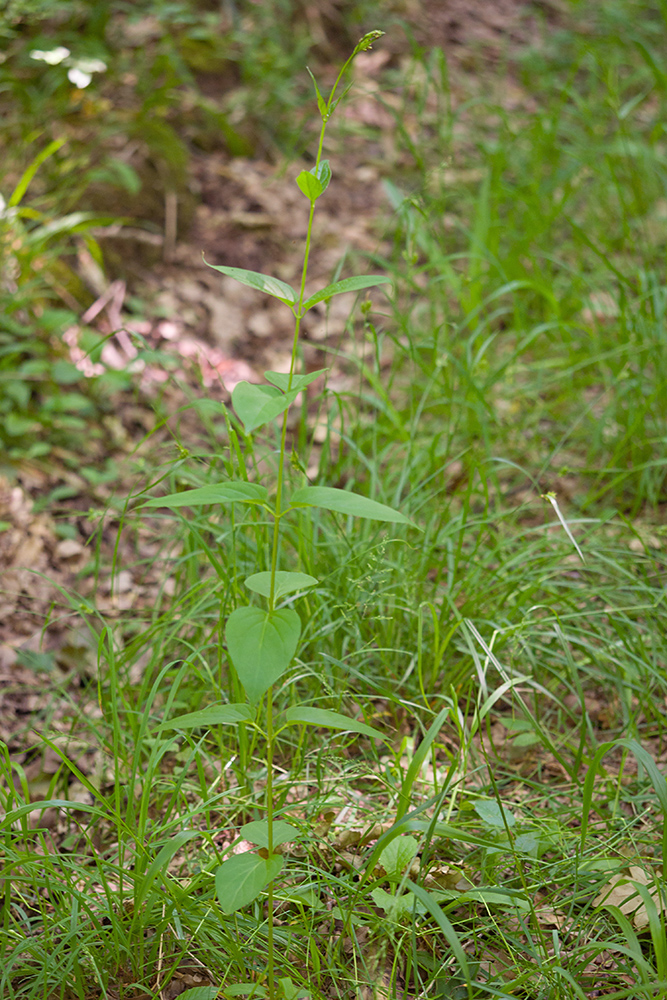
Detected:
[74,57,107,74]
[30,46,70,65]
[67,67,92,88]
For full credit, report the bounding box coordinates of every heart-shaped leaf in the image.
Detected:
[226,606,301,704]
[215,852,283,913]
[289,486,413,525]
[378,836,419,879]
[203,260,297,307]
[284,706,387,741]
[232,382,300,435]
[296,169,323,201]
[141,482,268,508]
[159,704,253,730]
[301,275,391,313]
[244,571,318,600]
[241,819,298,849]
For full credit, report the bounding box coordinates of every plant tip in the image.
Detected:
[355,30,385,54]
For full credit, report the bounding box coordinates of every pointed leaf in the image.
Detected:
[226,607,301,704]
[307,66,328,119]
[159,704,253,730]
[301,275,391,313]
[313,159,331,195]
[142,482,268,508]
[284,706,387,741]
[473,799,516,829]
[296,169,323,201]
[241,819,298,849]
[244,571,318,600]
[290,486,412,524]
[215,852,283,913]
[203,260,297,306]
[232,382,299,435]
[265,368,328,393]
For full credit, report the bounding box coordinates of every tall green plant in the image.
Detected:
[140,31,418,999]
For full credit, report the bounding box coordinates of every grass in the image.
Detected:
[2,1,667,998]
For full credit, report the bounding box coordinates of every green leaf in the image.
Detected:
[284,706,387,741]
[232,382,300,435]
[224,986,267,999]
[177,988,220,1000]
[473,799,516,829]
[460,887,530,911]
[141,482,268,508]
[241,819,298,849]
[215,852,283,914]
[244,571,318,600]
[313,159,331,195]
[301,275,391,313]
[296,169,323,201]
[226,607,301,704]
[371,887,417,921]
[159,704,253,730]
[290,486,413,524]
[203,260,297,306]
[379,836,419,879]
[307,66,328,119]
[264,368,328,393]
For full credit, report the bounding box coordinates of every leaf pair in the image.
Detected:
[296,159,331,202]
[203,256,390,319]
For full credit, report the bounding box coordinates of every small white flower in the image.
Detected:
[30,46,70,65]
[67,67,92,89]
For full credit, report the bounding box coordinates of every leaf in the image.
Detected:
[313,159,331,195]
[177,988,220,1000]
[159,704,253,730]
[301,275,391,313]
[296,169,323,201]
[379,836,419,879]
[244,572,318,600]
[307,66,328,119]
[224,986,267,999]
[215,852,283,914]
[284,706,387,741]
[232,382,299,435]
[371,887,418,921]
[203,260,297,307]
[264,368,328,393]
[290,486,413,525]
[226,607,301,704]
[460,887,530,911]
[141,482,268,508]
[241,819,298,849]
[473,799,516,829]
[595,865,665,930]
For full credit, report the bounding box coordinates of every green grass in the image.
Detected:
[3,1,667,998]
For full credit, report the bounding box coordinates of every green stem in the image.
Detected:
[266,683,275,999]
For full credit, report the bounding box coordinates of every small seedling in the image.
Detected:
[140,31,419,999]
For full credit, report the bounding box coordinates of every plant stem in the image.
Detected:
[266,683,275,999]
